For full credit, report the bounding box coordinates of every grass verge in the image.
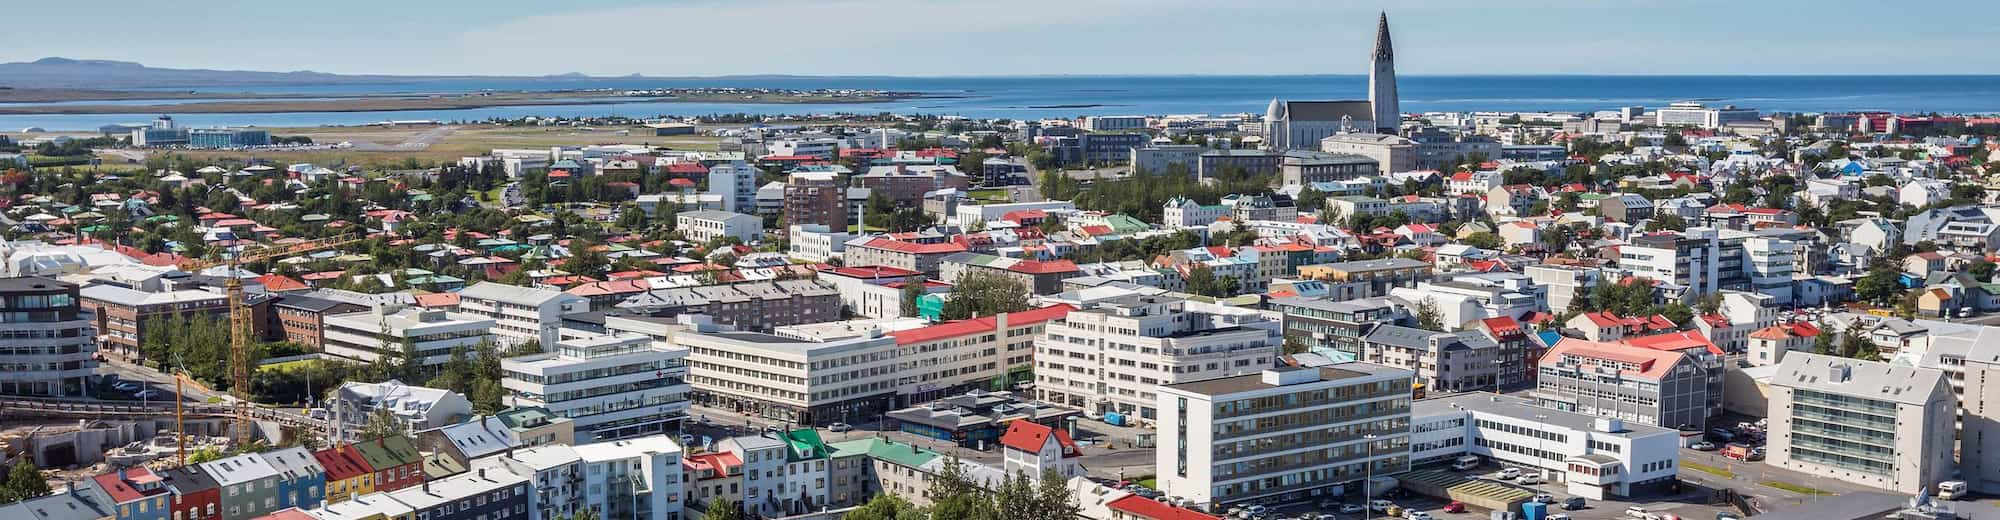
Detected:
[1760,480,1832,495]
[1682,461,1735,479]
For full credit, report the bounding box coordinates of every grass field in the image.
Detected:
[1760,480,1832,495]
[1682,461,1735,479]
[967,188,1010,202]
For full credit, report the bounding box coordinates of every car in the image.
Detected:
[698,415,712,426]
[133,389,161,399]
[1517,475,1545,485]
[1406,511,1433,520]
[1717,513,1743,520]
[1341,504,1367,514]
[679,434,696,445]
[828,422,853,433]
[1319,499,1340,509]
[1444,501,1466,513]
[1316,515,1339,520]
[1085,411,1103,421]
[1370,500,1395,512]
[1548,515,1572,520]
[764,425,785,435]
[1626,506,1652,519]
[1245,505,1268,517]
[1563,497,1587,510]
[1495,468,1521,480]
[1227,506,1245,517]
[1533,494,1556,504]
[111,381,139,392]
[1691,442,1718,451]
[1385,506,1404,517]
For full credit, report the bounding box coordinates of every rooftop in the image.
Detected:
[1166,363,1409,397]
[1413,393,1674,438]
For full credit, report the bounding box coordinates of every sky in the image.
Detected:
[6,0,1997,77]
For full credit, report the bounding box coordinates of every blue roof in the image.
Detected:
[1534,331,1565,348]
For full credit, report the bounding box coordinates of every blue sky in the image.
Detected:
[7,0,1995,77]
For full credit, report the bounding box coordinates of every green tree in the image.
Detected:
[569,509,600,520]
[899,276,926,317]
[1855,263,1903,304]
[1812,321,1837,355]
[1646,214,1687,232]
[926,460,988,520]
[995,473,1038,519]
[1459,232,1502,250]
[844,494,924,520]
[1184,265,1239,298]
[362,407,406,441]
[939,271,1031,321]
[186,447,225,464]
[0,462,50,505]
[702,500,744,520]
[1031,469,1082,520]
[1415,297,1445,331]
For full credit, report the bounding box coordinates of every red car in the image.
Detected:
[1445,501,1466,513]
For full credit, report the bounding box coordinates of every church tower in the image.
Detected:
[1369,12,1400,134]
[1264,98,1286,150]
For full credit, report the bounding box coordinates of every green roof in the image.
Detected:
[352,436,423,470]
[824,438,941,469]
[780,428,830,462]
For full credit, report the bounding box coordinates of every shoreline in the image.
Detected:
[0,89,927,115]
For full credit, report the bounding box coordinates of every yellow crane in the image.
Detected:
[179,235,364,442]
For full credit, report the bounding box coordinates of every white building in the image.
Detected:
[470,444,586,520]
[328,380,474,443]
[707,161,761,213]
[787,224,853,263]
[676,210,762,244]
[715,435,790,518]
[571,435,686,520]
[1618,229,1722,303]
[1409,393,1682,500]
[954,201,1078,229]
[1767,353,1955,494]
[458,281,589,349]
[673,323,902,425]
[1319,133,1417,173]
[1653,102,1760,129]
[1035,295,1282,425]
[1155,364,1413,510]
[321,305,495,369]
[502,333,692,443]
[1130,144,1205,174]
[765,137,839,159]
[999,421,1081,479]
[1162,197,1231,230]
[1081,115,1148,132]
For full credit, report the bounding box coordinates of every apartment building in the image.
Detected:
[612,279,841,333]
[938,252,1083,295]
[469,444,585,520]
[815,265,926,319]
[270,294,366,350]
[1297,258,1434,301]
[457,282,589,349]
[844,236,968,276]
[882,305,1073,403]
[1272,297,1408,361]
[78,283,225,360]
[676,210,763,244]
[502,333,692,443]
[1534,340,1717,431]
[1155,364,1414,510]
[1358,325,1502,393]
[1035,295,1282,425]
[201,453,284,520]
[856,165,971,206]
[1409,393,1682,499]
[675,325,902,425]
[571,436,687,520]
[1768,353,1954,494]
[783,171,857,232]
[328,381,473,443]
[320,305,495,371]
[0,277,98,397]
[1618,230,1721,303]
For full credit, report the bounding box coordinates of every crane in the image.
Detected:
[179,234,364,442]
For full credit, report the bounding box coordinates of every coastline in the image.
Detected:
[0,89,926,115]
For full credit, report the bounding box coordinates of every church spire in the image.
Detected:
[1373,12,1393,61]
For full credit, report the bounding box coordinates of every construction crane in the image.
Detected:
[179,234,364,442]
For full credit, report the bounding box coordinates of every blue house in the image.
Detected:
[260,446,328,510]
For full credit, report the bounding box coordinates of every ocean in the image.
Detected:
[7,74,2000,131]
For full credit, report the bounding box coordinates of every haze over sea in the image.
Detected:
[7,74,2000,131]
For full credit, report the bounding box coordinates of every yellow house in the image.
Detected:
[313,444,377,504]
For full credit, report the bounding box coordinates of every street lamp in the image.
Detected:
[1364,433,1379,520]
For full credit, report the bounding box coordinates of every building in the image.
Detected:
[856,165,970,206]
[84,466,171,520]
[705,161,759,213]
[328,380,474,443]
[1617,230,1722,302]
[1082,115,1148,132]
[786,224,852,263]
[502,333,692,443]
[320,305,495,371]
[1035,295,1282,424]
[1280,151,1380,186]
[79,284,226,362]
[468,444,584,520]
[270,294,366,350]
[782,171,852,232]
[1409,393,1682,499]
[1048,133,1148,165]
[613,279,841,333]
[200,453,283,520]
[350,436,425,494]
[885,389,1080,448]
[1155,364,1414,510]
[844,236,968,276]
[1297,258,1434,301]
[571,436,686,520]
[1358,325,1502,392]
[1162,196,1231,230]
[1318,133,1416,173]
[999,421,1082,478]
[457,281,588,348]
[938,252,1083,295]
[883,305,1074,402]
[381,467,530,520]
[815,265,926,319]
[311,444,374,505]
[1273,297,1407,360]
[1534,339,1717,430]
[187,128,270,149]
[258,447,327,511]
[676,210,762,244]
[676,325,901,425]
[1766,353,1954,494]
[1654,102,1760,129]
[159,464,222,520]
[0,277,98,397]
[1197,149,1283,180]
[1130,144,1205,174]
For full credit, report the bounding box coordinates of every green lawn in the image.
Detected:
[968,188,1010,202]
[1135,477,1158,488]
[1760,480,1832,495]
[1683,461,1735,479]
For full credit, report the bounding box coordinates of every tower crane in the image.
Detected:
[178,235,364,441]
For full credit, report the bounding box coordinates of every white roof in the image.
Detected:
[78,285,224,307]
[199,452,281,486]
[572,435,683,462]
[459,281,576,307]
[432,416,520,460]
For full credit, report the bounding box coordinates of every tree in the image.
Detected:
[1645,214,1687,232]
[570,509,601,520]
[186,447,225,465]
[844,494,924,520]
[1184,265,1239,298]
[939,271,1031,321]
[702,500,744,520]
[925,459,987,520]
[899,276,926,317]
[995,473,1038,520]
[1855,263,1903,304]
[0,462,50,505]
[1812,321,1837,355]
[1415,297,1445,331]
[1031,469,1082,520]
[362,407,406,441]
[1972,259,1998,281]
[1459,232,1502,250]
[280,424,325,451]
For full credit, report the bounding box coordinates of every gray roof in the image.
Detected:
[1166,362,1411,397]
[1284,100,1375,122]
[679,210,758,222]
[433,416,520,459]
[1772,352,1948,406]
[260,446,326,481]
[459,281,577,307]
[198,452,281,486]
[1311,257,1430,273]
[0,492,112,520]
[1365,325,1498,353]
[1412,392,1674,439]
[1273,296,1397,314]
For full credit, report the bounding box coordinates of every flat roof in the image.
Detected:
[1412,392,1674,438]
[1166,362,1407,397]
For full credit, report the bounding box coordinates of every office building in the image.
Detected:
[881,305,1074,403]
[938,252,1083,295]
[320,305,495,371]
[1767,353,1954,494]
[1130,144,1205,174]
[1409,393,1682,499]
[1617,229,1722,303]
[457,282,589,348]
[1318,133,1415,173]
[1081,115,1148,131]
[572,436,686,520]
[502,333,692,443]
[1155,364,1413,510]
[1280,151,1380,186]
[675,325,902,425]
[1035,295,1282,424]
[1534,339,1717,430]
[612,279,841,333]
[1272,297,1407,361]
[79,284,227,361]
[1297,258,1434,301]
[706,161,759,213]
[271,294,367,350]
[187,128,270,149]
[0,277,97,397]
[1358,325,1502,393]
[1654,102,1760,129]
[676,210,762,244]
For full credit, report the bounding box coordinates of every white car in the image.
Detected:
[828,422,854,433]
[1518,475,1545,485]
[1340,504,1367,514]
[1626,506,1653,519]
[1495,468,1521,480]
[1369,500,1395,512]
[1406,511,1433,520]
[133,390,161,399]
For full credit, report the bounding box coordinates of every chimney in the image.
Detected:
[479,468,486,479]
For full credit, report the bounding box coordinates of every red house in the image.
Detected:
[161,464,223,520]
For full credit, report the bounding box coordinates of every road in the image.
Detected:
[97,357,227,403]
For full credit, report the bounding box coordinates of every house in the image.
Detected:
[200,453,283,520]
[1598,193,1654,223]
[1565,311,1677,342]
[84,466,170,520]
[1746,321,1821,367]
[160,464,222,520]
[258,447,327,511]
[676,210,763,244]
[311,444,375,505]
[999,421,1082,479]
[350,436,425,494]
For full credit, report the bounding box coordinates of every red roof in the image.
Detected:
[1001,209,1047,221]
[1010,259,1079,275]
[683,451,743,479]
[1622,330,1724,356]
[669,178,697,187]
[887,305,1075,346]
[1478,316,1524,337]
[567,280,652,297]
[825,265,924,279]
[301,271,346,281]
[313,445,374,481]
[861,237,967,255]
[666,163,708,174]
[90,467,165,503]
[999,420,1081,457]
[1106,495,1219,520]
[1541,339,1687,380]
[413,292,460,308]
[255,274,309,292]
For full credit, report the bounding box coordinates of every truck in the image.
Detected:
[1939,480,1968,500]
[1720,443,1758,461]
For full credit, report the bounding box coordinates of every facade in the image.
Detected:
[1318,133,1416,173]
[571,436,686,520]
[1082,115,1148,131]
[320,306,495,371]
[381,468,529,520]
[856,165,970,206]
[311,444,375,505]
[1273,297,1406,360]
[998,421,1082,479]
[1654,102,1760,129]
[1534,340,1716,430]
[1130,144,1205,174]
[815,265,926,319]
[502,333,692,443]
[186,128,270,148]
[0,277,97,397]
[328,380,473,443]
[1767,353,1954,494]
[937,252,1082,295]
[79,284,226,362]
[456,282,588,348]
[844,236,968,276]
[782,171,850,231]
[1155,364,1414,510]
[706,161,759,214]
[786,224,852,263]
[350,436,425,494]
[613,279,841,333]
[1297,258,1434,301]
[1197,149,1283,180]
[85,466,171,520]
[160,464,222,520]
[258,447,326,511]
[270,294,366,350]
[1618,230,1722,302]
[1035,296,1282,424]
[200,453,283,520]
[676,326,902,425]
[1279,151,1381,186]
[1409,393,1682,499]
[676,210,762,244]
[1358,324,1502,393]
[882,305,1074,403]
[468,444,585,520]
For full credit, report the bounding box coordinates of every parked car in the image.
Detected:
[1626,506,1653,520]
[133,389,161,399]
[679,434,696,445]
[1370,500,1395,512]
[1549,515,1572,520]
[1690,441,1717,451]
[1318,499,1339,509]
[1496,468,1521,480]
[1563,497,1587,510]
[1518,474,1545,485]
[1444,501,1466,513]
[1717,513,1743,520]
[1406,511,1433,520]
[1533,494,1556,504]
[1341,504,1367,514]
[828,422,853,433]
[111,381,139,392]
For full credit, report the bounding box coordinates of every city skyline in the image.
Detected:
[7,0,1999,78]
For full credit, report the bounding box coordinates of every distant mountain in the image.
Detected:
[0,57,453,89]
